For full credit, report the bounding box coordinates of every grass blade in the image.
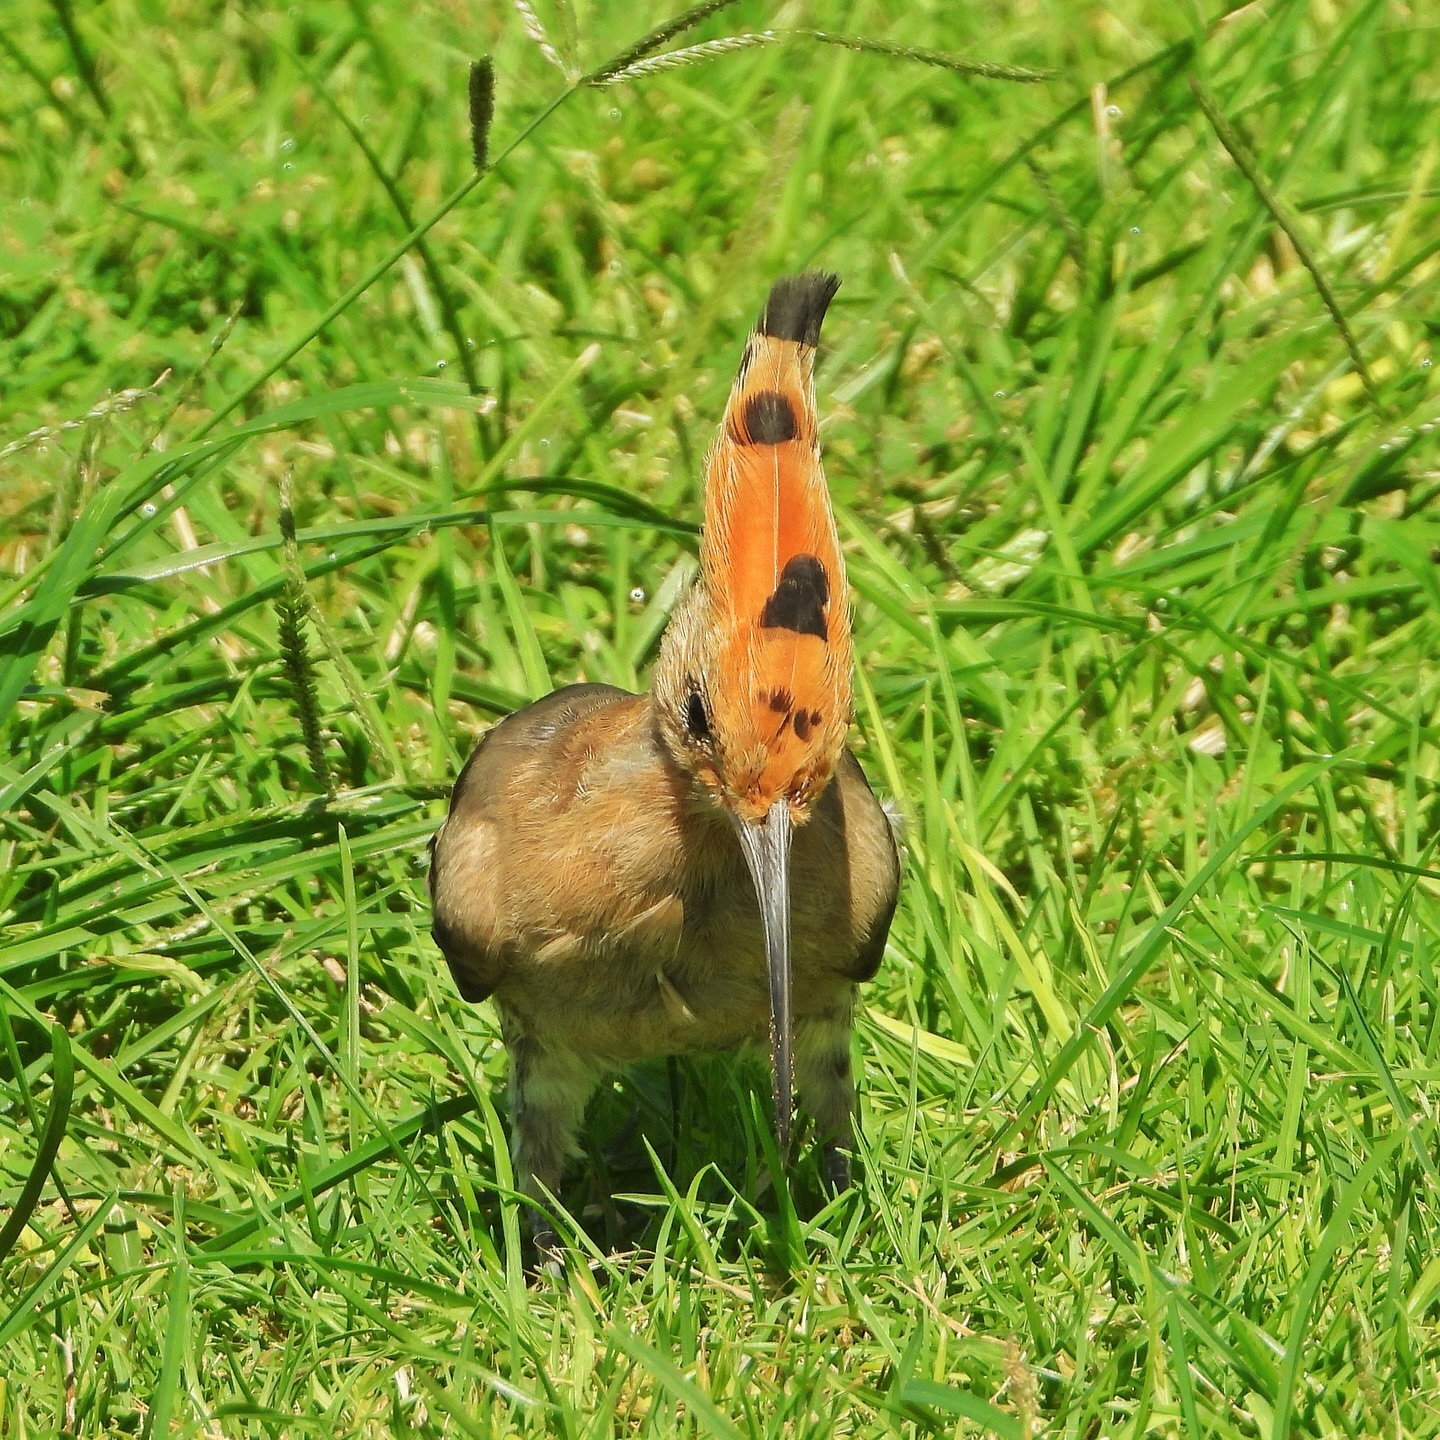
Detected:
[0,1023,74,1263]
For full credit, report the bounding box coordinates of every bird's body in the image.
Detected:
[431,682,897,1201]
[430,273,901,1249]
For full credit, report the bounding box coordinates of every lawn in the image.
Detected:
[3,0,1440,1434]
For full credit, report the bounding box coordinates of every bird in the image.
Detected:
[428,272,901,1257]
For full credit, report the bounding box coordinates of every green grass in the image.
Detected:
[3,0,1440,1433]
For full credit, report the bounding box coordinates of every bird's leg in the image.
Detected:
[795,1006,857,1194]
[505,1028,598,1262]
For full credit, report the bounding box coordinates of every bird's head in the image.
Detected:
[653,272,850,1156]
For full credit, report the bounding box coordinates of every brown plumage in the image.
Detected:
[429,273,900,1255]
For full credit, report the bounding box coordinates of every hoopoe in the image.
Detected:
[429,273,900,1255]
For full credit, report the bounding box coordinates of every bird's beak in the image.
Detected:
[733,801,794,1161]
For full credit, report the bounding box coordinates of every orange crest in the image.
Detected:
[702,274,852,819]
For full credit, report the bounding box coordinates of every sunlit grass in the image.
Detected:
[3,0,1440,1434]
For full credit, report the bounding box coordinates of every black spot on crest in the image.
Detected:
[769,688,793,713]
[740,390,798,445]
[793,711,812,742]
[759,554,829,641]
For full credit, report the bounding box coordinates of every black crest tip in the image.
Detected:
[757,271,841,348]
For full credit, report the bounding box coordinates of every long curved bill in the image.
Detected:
[734,802,794,1161]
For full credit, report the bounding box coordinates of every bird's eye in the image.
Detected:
[685,690,711,742]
